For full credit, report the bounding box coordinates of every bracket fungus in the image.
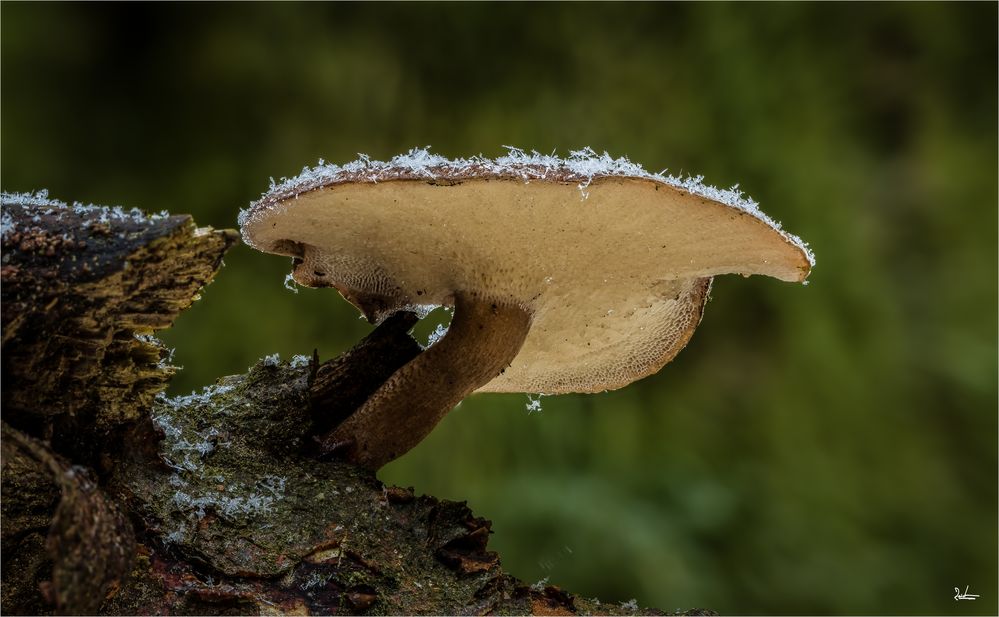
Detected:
[239,148,813,470]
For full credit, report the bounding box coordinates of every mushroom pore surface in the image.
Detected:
[242,174,810,394]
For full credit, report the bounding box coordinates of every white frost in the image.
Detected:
[425,323,449,348]
[302,571,333,590]
[172,487,276,520]
[158,382,236,413]
[0,189,63,210]
[239,147,814,266]
[0,210,16,238]
[1,190,170,240]
[526,394,544,415]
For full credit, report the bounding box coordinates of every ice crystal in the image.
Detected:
[164,527,187,545]
[172,488,276,520]
[303,571,333,590]
[258,474,287,496]
[158,383,236,412]
[620,599,639,611]
[0,210,16,238]
[526,394,544,415]
[425,323,449,348]
[1,190,171,240]
[530,577,550,592]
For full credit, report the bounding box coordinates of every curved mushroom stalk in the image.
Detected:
[319,293,532,470]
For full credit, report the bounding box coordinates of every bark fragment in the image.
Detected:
[2,424,135,615]
[1,196,237,465]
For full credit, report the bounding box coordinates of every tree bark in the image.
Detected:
[0,196,713,616]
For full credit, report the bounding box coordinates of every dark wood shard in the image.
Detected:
[318,294,531,469]
[308,310,422,440]
[1,196,237,465]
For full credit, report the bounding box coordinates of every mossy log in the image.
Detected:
[0,194,712,616]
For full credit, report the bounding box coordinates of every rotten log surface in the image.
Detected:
[0,193,714,616]
[1,195,238,467]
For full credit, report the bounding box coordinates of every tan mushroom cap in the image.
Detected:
[241,149,812,395]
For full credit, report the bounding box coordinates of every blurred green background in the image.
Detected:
[3,3,996,614]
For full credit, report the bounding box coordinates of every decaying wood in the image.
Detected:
[2,423,135,614]
[0,196,713,616]
[1,198,238,466]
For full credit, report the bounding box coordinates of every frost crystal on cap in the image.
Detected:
[239,147,814,266]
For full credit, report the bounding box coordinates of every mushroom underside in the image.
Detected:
[317,276,710,470]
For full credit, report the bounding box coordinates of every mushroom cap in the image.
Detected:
[240,148,812,394]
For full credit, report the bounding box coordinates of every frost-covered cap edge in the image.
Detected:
[239,147,815,268]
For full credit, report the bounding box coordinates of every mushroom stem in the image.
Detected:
[319,292,532,470]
